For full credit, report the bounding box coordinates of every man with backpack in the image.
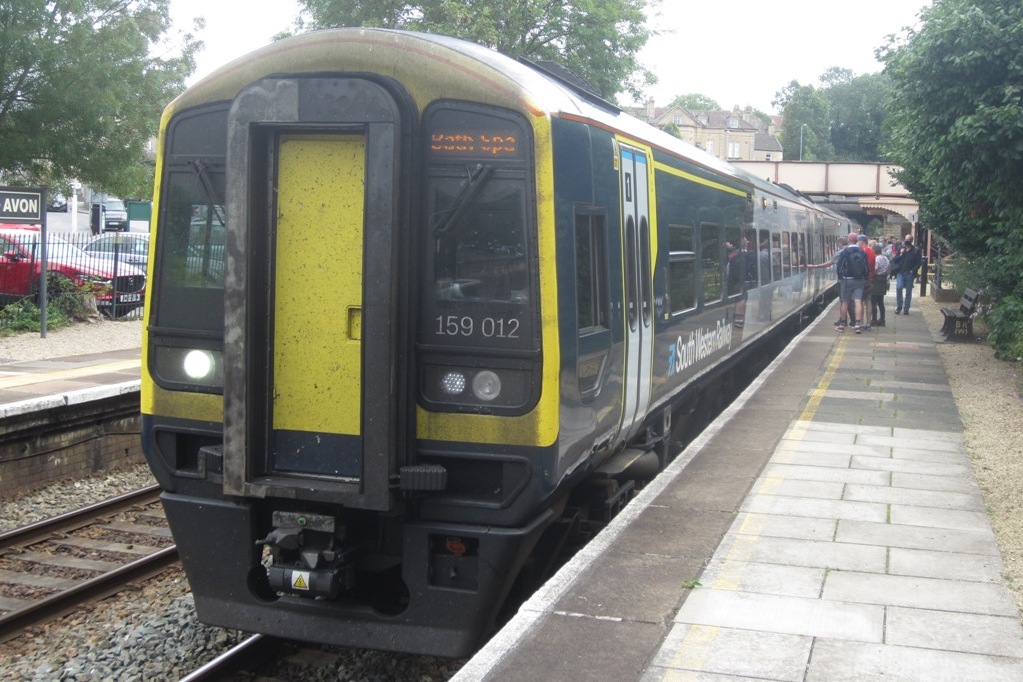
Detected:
[808,232,867,333]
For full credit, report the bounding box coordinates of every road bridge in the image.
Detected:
[733,161,918,231]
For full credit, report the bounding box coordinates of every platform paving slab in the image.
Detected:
[887,546,1006,582]
[805,639,1023,682]
[675,589,885,642]
[835,518,1002,555]
[886,607,1023,658]
[644,625,813,682]
[823,571,1019,616]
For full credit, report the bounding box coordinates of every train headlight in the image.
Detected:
[153,345,224,392]
[471,370,501,401]
[441,371,467,395]
[183,350,216,381]
[422,363,533,413]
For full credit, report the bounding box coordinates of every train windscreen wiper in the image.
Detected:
[432,163,494,236]
[189,160,227,228]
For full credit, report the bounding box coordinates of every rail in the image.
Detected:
[0,484,176,642]
[179,634,284,681]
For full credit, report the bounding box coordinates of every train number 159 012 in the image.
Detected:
[435,315,520,339]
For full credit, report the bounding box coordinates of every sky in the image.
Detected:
[638,0,932,112]
[169,0,931,114]
[168,0,304,83]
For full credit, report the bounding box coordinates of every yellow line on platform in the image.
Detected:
[0,359,140,390]
[799,333,848,422]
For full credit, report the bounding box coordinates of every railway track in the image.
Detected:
[0,484,178,642]
[179,634,283,681]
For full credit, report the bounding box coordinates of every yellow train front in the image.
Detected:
[141,29,845,656]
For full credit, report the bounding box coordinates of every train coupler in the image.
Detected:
[257,510,355,599]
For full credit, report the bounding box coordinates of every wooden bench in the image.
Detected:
[940,288,980,341]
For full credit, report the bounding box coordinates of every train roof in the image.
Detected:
[172,28,846,223]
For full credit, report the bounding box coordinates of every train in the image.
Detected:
[139,28,851,657]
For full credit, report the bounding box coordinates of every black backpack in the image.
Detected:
[839,246,867,279]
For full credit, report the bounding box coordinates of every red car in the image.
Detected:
[0,225,146,316]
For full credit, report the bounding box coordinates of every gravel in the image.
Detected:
[918,299,1023,618]
[0,302,1019,679]
[0,317,142,364]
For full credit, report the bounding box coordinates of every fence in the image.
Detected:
[0,230,146,332]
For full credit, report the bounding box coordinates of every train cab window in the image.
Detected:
[420,101,539,371]
[701,223,722,303]
[429,172,529,306]
[668,223,695,313]
[153,168,226,332]
[419,103,539,413]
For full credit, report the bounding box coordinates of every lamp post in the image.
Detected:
[799,123,807,161]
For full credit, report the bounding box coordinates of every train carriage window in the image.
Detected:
[781,230,791,278]
[575,211,609,397]
[575,212,609,332]
[771,232,782,281]
[668,224,695,313]
[743,229,758,289]
[757,228,771,285]
[701,223,722,303]
[798,233,807,270]
[625,217,638,330]
[640,218,652,325]
[725,223,743,298]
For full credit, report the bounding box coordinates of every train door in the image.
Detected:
[617,143,654,440]
[222,77,412,511]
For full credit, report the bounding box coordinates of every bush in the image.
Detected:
[986,295,1023,363]
[0,278,95,335]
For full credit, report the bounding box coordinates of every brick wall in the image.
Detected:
[0,393,143,497]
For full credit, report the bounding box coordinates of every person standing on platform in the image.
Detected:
[857,234,876,331]
[808,232,867,333]
[891,236,922,315]
[871,243,891,326]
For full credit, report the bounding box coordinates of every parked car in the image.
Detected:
[102,199,129,231]
[84,232,149,272]
[0,225,145,317]
[47,193,68,212]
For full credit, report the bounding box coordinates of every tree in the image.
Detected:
[296,0,657,102]
[669,93,721,110]
[826,72,890,161]
[882,0,1023,358]
[775,70,891,162]
[774,80,832,161]
[0,1,200,198]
